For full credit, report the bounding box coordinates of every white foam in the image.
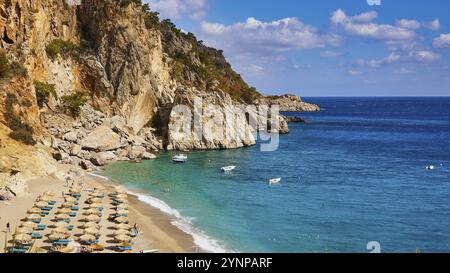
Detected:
[128,191,231,253]
[87,172,110,181]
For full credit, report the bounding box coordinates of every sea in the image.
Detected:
[102,97,450,253]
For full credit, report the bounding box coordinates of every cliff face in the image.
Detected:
[258,95,320,112]
[0,0,317,194]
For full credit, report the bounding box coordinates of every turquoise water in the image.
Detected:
[103,97,450,253]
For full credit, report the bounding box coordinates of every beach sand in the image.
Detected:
[0,167,197,253]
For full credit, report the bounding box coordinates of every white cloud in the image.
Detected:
[331,9,419,43]
[200,17,339,55]
[395,19,421,30]
[320,50,341,58]
[412,50,440,62]
[433,34,450,48]
[356,52,401,68]
[144,0,208,20]
[395,19,440,31]
[348,70,362,76]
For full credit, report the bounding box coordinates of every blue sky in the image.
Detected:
[145,0,450,96]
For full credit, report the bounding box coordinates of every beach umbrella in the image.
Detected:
[16,227,33,234]
[26,214,41,221]
[113,229,130,236]
[49,233,67,241]
[56,208,72,214]
[83,208,100,215]
[116,194,128,199]
[115,216,128,223]
[114,223,131,230]
[65,196,77,202]
[21,222,38,229]
[34,201,49,208]
[80,223,100,229]
[27,207,41,214]
[115,234,131,243]
[53,227,69,233]
[53,222,69,228]
[55,214,70,220]
[78,234,96,243]
[84,227,100,236]
[14,233,32,244]
[85,214,101,222]
[39,195,52,202]
[60,203,75,208]
[89,203,103,209]
[87,198,102,204]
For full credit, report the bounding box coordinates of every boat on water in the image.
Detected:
[268,178,281,185]
[221,166,236,172]
[426,165,435,171]
[172,154,188,163]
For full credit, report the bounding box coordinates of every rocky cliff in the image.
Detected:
[258,95,320,112]
[0,0,318,196]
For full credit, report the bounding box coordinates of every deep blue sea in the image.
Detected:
[103,97,450,253]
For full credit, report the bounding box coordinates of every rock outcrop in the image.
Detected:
[0,0,319,198]
[258,95,320,112]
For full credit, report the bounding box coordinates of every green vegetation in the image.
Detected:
[0,51,8,78]
[120,0,142,7]
[45,39,78,60]
[34,81,57,108]
[61,91,88,117]
[142,4,160,30]
[4,93,36,145]
[0,51,28,79]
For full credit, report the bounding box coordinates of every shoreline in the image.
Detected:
[0,165,198,253]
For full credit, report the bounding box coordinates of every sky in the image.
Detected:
[144,0,450,97]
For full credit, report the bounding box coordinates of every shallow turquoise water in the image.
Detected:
[103,97,450,253]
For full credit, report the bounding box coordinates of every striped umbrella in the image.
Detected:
[48,233,67,241]
[55,214,70,220]
[87,198,102,204]
[84,227,100,236]
[113,229,130,236]
[53,222,69,228]
[85,214,101,222]
[83,208,100,215]
[26,214,41,221]
[114,216,128,223]
[114,223,131,230]
[27,207,41,214]
[89,203,103,209]
[80,223,101,230]
[16,227,33,234]
[14,233,32,244]
[34,201,49,208]
[115,234,131,243]
[65,196,77,202]
[56,208,72,214]
[39,195,52,202]
[78,234,96,243]
[20,222,38,229]
[53,227,69,233]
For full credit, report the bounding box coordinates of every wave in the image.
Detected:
[128,191,232,253]
[87,172,110,181]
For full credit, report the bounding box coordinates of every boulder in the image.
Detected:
[90,151,117,166]
[80,160,95,171]
[70,144,82,156]
[128,145,146,160]
[80,126,123,151]
[142,152,156,160]
[62,131,78,142]
[285,116,306,123]
[53,152,69,162]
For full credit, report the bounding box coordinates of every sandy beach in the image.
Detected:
[0,166,197,253]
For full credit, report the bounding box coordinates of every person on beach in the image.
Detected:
[6,222,10,232]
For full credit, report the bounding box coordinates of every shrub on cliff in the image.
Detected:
[4,93,36,145]
[0,51,8,78]
[34,81,57,108]
[61,91,88,117]
[45,39,78,60]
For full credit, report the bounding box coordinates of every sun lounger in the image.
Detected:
[69,212,77,217]
[31,219,41,224]
[41,206,53,211]
[53,239,71,246]
[31,232,43,239]
[36,224,46,231]
[48,201,56,205]
[40,211,50,216]
[116,245,133,252]
[55,219,71,223]
[71,206,79,211]
[68,225,74,231]
[8,247,28,253]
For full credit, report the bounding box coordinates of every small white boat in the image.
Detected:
[221,166,236,172]
[426,165,435,171]
[268,178,281,185]
[172,154,188,163]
